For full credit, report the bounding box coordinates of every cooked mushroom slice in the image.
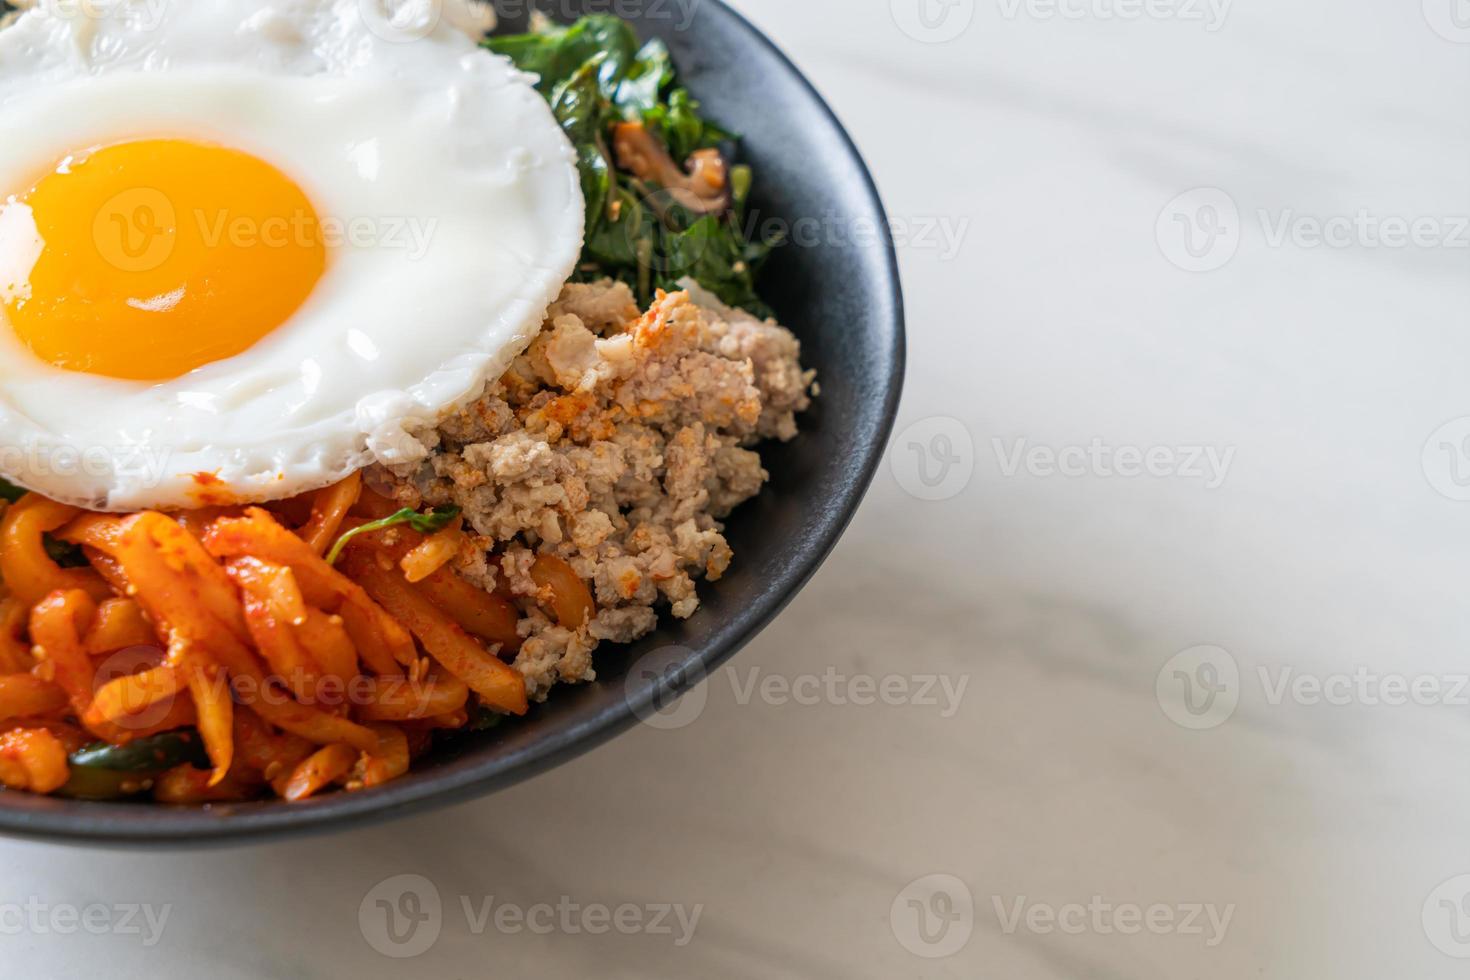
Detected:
[613,121,729,215]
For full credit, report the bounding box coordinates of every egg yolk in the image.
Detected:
[1,139,326,381]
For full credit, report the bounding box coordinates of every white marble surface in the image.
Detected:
[4,0,1470,976]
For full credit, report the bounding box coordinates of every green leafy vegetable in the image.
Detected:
[325,505,462,566]
[550,54,614,237]
[489,13,640,97]
[612,38,674,117]
[0,478,24,504]
[487,15,776,315]
[663,215,773,312]
[643,86,732,165]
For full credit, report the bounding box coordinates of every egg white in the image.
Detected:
[0,0,584,511]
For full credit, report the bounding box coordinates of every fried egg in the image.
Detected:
[0,0,584,511]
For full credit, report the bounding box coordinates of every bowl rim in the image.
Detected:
[0,0,907,847]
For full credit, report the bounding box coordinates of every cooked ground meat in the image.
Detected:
[371,279,814,701]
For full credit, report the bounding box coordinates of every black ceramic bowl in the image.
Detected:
[0,0,905,846]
